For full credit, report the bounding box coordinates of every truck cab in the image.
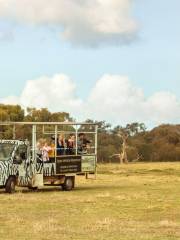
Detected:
[0,140,32,193]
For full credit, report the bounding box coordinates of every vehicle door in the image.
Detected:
[13,144,33,186]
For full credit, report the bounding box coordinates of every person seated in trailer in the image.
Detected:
[57,134,66,156]
[36,138,44,157]
[42,141,52,162]
[66,134,75,155]
[36,138,46,161]
[48,136,56,161]
[78,133,91,154]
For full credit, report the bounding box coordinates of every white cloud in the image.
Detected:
[19,74,83,113]
[0,74,83,116]
[0,0,138,47]
[146,92,180,124]
[0,95,19,104]
[85,75,180,126]
[1,74,180,127]
[86,75,145,123]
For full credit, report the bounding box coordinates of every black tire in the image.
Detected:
[62,177,74,191]
[5,177,16,194]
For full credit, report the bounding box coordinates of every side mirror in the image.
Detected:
[20,152,27,160]
[13,155,23,164]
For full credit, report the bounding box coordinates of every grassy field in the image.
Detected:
[1,162,180,240]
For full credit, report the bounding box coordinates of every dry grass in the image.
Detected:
[1,162,180,239]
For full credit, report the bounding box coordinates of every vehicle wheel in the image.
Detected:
[5,177,16,194]
[62,177,74,191]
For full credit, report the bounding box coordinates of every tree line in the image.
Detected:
[0,104,180,162]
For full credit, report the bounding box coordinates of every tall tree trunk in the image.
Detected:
[119,134,128,164]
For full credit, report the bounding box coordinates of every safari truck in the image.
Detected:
[0,122,98,193]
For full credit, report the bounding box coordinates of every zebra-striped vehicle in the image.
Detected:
[0,139,36,193]
[0,122,98,193]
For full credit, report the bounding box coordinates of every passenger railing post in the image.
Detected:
[55,125,58,170]
[32,124,37,162]
[75,125,78,155]
[95,125,98,179]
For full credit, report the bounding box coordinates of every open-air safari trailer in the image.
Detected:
[0,122,98,193]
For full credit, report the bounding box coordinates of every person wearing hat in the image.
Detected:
[78,133,91,154]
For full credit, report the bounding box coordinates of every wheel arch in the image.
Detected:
[5,175,17,186]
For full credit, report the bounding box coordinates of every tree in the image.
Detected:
[117,130,128,164]
[0,104,24,121]
[0,104,25,139]
[25,108,51,122]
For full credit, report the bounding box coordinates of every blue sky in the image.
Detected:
[0,0,179,126]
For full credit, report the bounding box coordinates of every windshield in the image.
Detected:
[0,143,15,161]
